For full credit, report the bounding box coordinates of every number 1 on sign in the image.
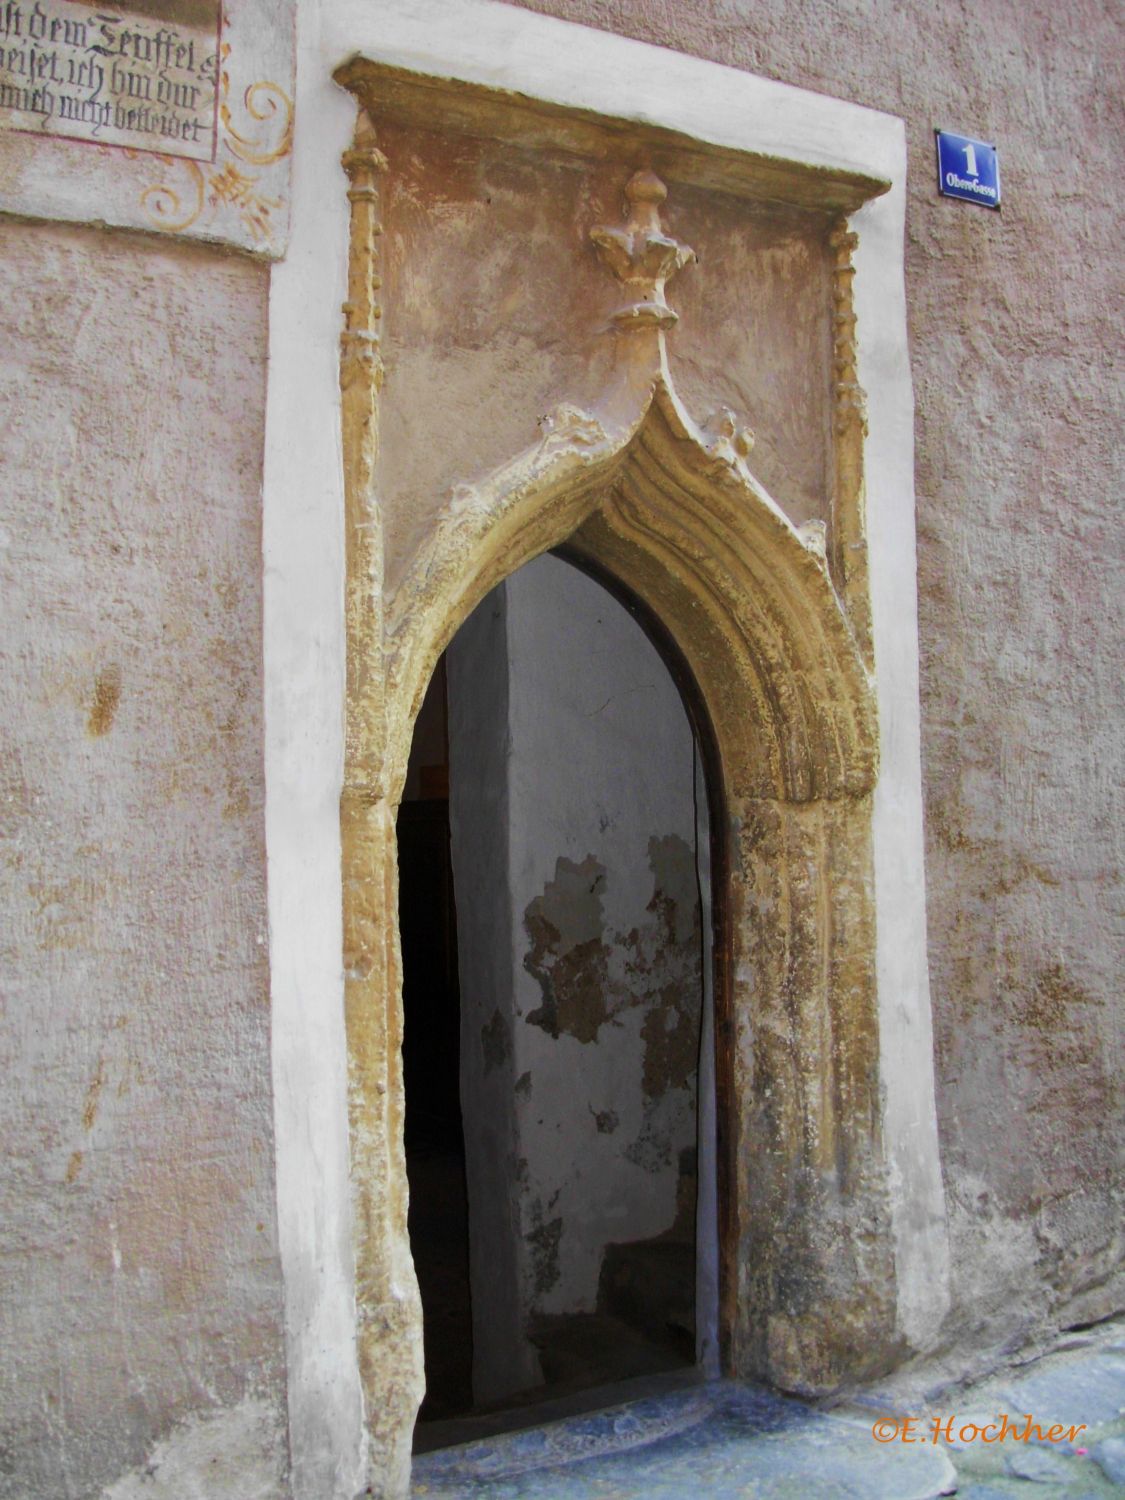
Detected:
[962,143,979,177]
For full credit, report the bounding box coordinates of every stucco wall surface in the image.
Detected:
[507,0,1124,1352]
[503,556,702,1323]
[374,118,835,593]
[0,221,288,1497]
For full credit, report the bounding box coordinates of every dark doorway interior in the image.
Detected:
[401,559,715,1447]
[398,658,473,1421]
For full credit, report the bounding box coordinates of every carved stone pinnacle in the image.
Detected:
[590,170,695,330]
[341,110,388,182]
[704,407,756,468]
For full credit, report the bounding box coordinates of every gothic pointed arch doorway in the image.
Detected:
[350,346,887,1461]
[328,73,942,1484]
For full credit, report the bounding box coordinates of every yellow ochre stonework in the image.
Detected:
[333,84,897,1482]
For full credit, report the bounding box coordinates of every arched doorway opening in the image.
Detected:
[399,550,722,1440]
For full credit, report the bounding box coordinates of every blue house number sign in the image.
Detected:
[936,130,1001,209]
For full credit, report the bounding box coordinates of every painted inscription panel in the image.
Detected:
[0,0,221,162]
[0,0,294,257]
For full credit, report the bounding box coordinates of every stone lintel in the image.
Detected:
[333,57,890,218]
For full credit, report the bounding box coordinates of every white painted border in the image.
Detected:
[854,173,953,1345]
[322,0,902,184]
[264,2,366,1496]
[265,2,949,1493]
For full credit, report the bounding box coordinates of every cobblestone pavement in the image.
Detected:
[409,1319,1125,1497]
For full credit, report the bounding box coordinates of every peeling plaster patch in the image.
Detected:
[523,841,703,1198]
[515,1070,532,1099]
[86,664,122,737]
[528,1214,563,1297]
[647,834,700,947]
[625,1115,673,1172]
[481,1007,512,1072]
[523,855,614,1042]
[523,843,702,1067]
[640,995,699,1098]
[100,1396,287,1499]
[525,933,613,1043]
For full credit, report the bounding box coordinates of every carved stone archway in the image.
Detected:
[336,105,901,1489]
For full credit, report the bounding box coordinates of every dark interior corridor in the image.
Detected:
[399,558,714,1444]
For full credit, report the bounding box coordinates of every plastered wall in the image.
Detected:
[448,554,705,1400]
[0,221,288,1497]
[374,116,835,589]
[509,0,1124,1353]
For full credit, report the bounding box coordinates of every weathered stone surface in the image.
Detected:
[1000,1349,1125,1432]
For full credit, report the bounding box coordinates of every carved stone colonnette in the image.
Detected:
[334,102,895,1491]
[338,111,424,1497]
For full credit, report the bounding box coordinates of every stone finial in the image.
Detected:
[703,407,756,469]
[797,519,829,561]
[590,170,695,329]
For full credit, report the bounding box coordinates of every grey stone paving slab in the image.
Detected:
[1004,1444,1082,1482]
[999,1352,1125,1434]
[1090,1436,1125,1487]
[410,1325,1125,1499]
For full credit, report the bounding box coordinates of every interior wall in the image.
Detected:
[0,221,288,1497]
[448,553,707,1401]
[505,0,1124,1354]
[445,580,534,1402]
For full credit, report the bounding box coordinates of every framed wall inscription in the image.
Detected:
[0,0,295,257]
[0,1,222,161]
